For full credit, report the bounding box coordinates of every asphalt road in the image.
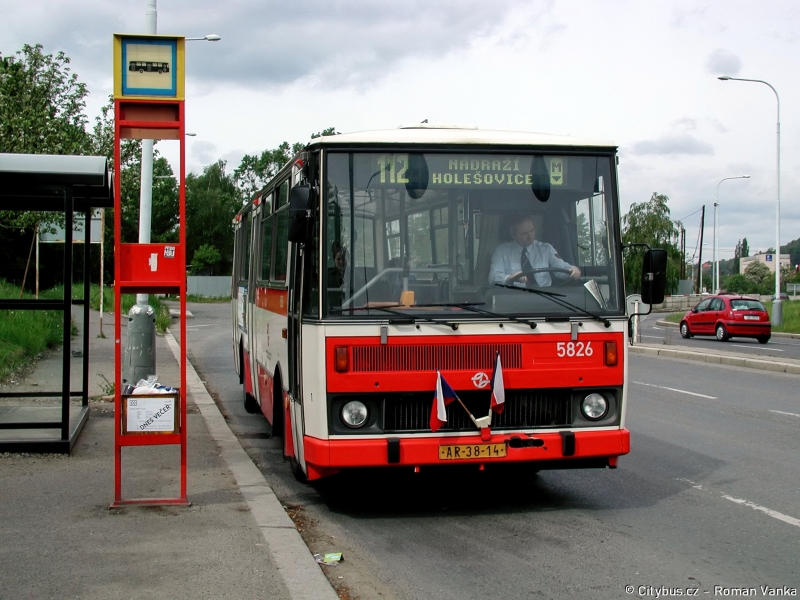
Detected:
[638,312,800,361]
[179,302,800,600]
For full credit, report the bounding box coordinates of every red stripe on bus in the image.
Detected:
[303,429,630,480]
[256,363,277,426]
[325,333,624,392]
[255,286,288,316]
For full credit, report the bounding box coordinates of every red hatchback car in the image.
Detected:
[680,295,771,344]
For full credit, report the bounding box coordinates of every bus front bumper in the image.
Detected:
[303,429,630,481]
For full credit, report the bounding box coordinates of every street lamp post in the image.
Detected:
[718,75,782,324]
[714,175,750,293]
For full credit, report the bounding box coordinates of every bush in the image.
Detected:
[191,244,222,275]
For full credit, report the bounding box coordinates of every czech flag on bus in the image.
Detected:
[431,371,458,432]
[490,353,505,414]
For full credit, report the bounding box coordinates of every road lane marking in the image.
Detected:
[677,479,800,530]
[641,335,664,339]
[652,326,664,330]
[722,495,800,529]
[633,381,717,399]
[731,344,784,352]
[769,410,800,418]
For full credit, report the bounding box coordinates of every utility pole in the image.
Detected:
[680,227,686,280]
[696,206,705,294]
[123,0,158,385]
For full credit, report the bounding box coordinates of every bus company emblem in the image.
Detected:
[471,372,490,388]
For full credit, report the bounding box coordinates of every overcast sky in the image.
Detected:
[2,0,799,261]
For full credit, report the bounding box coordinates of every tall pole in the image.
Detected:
[680,227,686,280]
[712,202,717,293]
[697,205,705,294]
[718,76,781,324]
[715,175,750,294]
[138,0,157,306]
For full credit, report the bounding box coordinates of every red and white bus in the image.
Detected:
[232,125,665,481]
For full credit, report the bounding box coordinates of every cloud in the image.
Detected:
[706,48,743,76]
[1,0,524,92]
[672,117,698,131]
[630,135,714,156]
[191,140,218,165]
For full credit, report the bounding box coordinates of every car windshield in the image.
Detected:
[730,299,766,311]
[323,151,623,319]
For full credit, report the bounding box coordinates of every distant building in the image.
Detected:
[739,253,790,274]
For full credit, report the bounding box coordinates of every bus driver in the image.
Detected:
[489,216,581,287]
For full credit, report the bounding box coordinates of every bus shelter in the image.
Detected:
[0,153,113,452]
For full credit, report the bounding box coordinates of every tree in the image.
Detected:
[743,260,770,288]
[191,244,222,275]
[233,141,304,201]
[782,236,800,269]
[621,192,682,295]
[0,44,92,288]
[232,128,337,201]
[185,160,241,275]
[311,127,339,139]
[734,237,750,273]
[723,273,753,294]
[0,44,89,156]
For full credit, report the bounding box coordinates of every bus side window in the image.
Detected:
[261,215,274,282]
[273,208,290,284]
[243,211,253,281]
[277,180,289,209]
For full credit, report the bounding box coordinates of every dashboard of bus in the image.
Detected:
[320,150,624,320]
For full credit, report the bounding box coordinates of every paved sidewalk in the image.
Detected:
[0,309,337,600]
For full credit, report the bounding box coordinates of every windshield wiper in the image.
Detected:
[412,302,538,329]
[493,284,611,328]
[331,305,460,330]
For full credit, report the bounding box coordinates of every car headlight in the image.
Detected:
[581,393,608,420]
[341,400,369,428]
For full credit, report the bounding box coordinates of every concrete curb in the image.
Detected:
[629,344,800,375]
[164,331,338,600]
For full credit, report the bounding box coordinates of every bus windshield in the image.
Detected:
[324,151,623,319]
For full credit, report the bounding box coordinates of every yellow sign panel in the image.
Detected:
[549,158,565,186]
[113,34,185,100]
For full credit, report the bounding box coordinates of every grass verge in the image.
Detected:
[0,280,66,381]
[0,280,172,381]
[167,294,231,303]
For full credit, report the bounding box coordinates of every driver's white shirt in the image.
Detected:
[489,240,572,287]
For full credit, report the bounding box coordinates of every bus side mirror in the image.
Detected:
[531,156,550,202]
[288,185,314,244]
[640,248,667,305]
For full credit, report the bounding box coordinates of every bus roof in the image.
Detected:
[306,125,617,150]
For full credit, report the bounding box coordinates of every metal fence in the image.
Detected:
[187,276,231,298]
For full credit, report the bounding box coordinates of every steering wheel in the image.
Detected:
[507,267,574,287]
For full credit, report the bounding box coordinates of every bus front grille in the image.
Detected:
[383,389,571,433]
[352,343,522,372]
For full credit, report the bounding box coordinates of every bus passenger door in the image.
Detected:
[287,243,305,471]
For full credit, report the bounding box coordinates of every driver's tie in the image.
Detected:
[521,247,533,287]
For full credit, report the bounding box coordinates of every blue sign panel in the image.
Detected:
[121,38,178,97]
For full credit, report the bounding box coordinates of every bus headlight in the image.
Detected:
[581,393,608,420]
[341,401,369,428]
